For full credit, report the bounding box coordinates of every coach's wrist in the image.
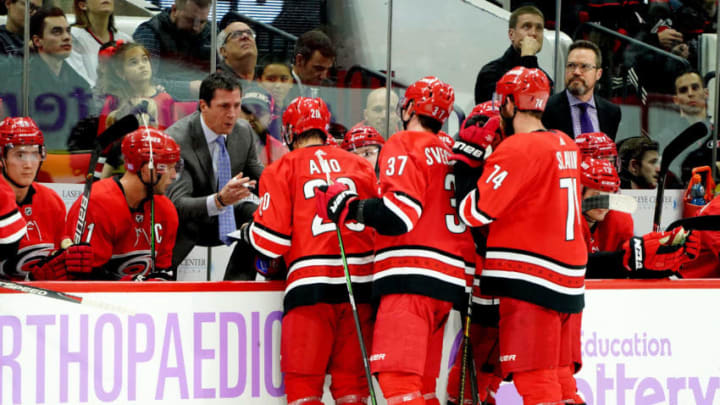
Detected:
[215,193,227,208]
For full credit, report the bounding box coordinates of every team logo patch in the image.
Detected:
[135,214,144,223]
[24,207,32,216]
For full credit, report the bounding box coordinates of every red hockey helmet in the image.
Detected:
[576,132,618,161]
[0,117,45,158]
[341,125,385,151]
[122,127,180,173]
[495,67,550,112]
[580,157,620,193]
[467,101,500,120]
[282,97,330,147]
[400,76,454,123]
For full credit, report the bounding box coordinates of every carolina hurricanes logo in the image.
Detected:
[107,251,152,279]
[0,244,53,279]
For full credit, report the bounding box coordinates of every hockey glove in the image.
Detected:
[315,182,358,224]
[682,230,701,262]
[29,251,68,281]
[450,116,502,168]
[64,243,93,275]
[121,268,175,281]
[255,255,285,278]
[622,228,688,272]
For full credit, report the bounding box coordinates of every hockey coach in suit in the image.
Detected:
[166,72,264,279]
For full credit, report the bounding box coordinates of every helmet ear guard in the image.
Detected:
[341,125,385,151]
[282,97,331,149]
[402,76,455,124]
[122,126,180,175]
[0,117,45,159]
[580,157,621,193]
[495,67,550,112]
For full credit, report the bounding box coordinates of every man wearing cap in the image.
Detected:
[239,86,287,165]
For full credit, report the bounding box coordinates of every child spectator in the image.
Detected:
[67,0,132,87]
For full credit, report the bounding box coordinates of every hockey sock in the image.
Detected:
[378,372,424,404]
[284,372,325,405]
[557,365,585,404]
[513,368,563,405]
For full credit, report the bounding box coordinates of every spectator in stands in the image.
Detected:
[96,42,175,176]
[543,39,622,140]
[0,0,42,57]
[618,136,660,189]
[166,72,263,280]
[474,5,551,104]
[216,21,257,84]
[67,0,132,87]
[258,56,293,114]
[288,29,335,99]
[133,0,212,101]
[238,85,287,165]
[4,7,91,150]
[661,69,714,185]
[361,87,401,139]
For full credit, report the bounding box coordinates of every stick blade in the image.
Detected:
[666,215,720,231]
[582,194,638,214]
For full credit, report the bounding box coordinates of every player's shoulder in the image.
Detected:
[31,183,65,211]
[604,209,634,226]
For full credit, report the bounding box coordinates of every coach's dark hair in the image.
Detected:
[294,29,335,61]
[568,39,602,68]
[199,72,241,107]
[30,6,65,39]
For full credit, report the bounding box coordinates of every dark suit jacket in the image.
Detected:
[542,90,622,140]
[165,111,264,266]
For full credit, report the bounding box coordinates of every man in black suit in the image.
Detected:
[542,40,622,140]
[166,72,264,279]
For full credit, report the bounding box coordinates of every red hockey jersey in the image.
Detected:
[0,178,26,252]
[582,210,634,253]
[373,130,475,309]
[680,196,720,278]
[458,130,588,313]
[0,184,65,280]
[249,145,378,312]
[64,178,178,280]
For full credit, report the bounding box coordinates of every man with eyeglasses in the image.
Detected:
[216,21,258,84]
[542,39,622,141]
[0,0,43,58]
[133,0,212,101]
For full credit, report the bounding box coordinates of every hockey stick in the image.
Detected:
[458,281,479,405]
[652,122,707,231]
[137,113,157,273]
[316,149,377,405]
[666,215,720,231]
[72,114,140,244]
[0,280,134,313]
[582,194,638,213]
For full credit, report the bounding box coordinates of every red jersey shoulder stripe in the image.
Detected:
[249,222,291,258]
[0,210,26,244]
[458,189,494,227]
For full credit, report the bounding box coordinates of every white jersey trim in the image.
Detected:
[285,274,374,296]
[249,223,285,259]
[373,267,466,287]
[382,195,415,232]
[486,250,586,277]
[472,296,500,306]
[482,269,585,296]
[459,191,493,226]
[251,223,291,246]
[0,226,26,244]
[287,254,375,278]
[375,248,466,270]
